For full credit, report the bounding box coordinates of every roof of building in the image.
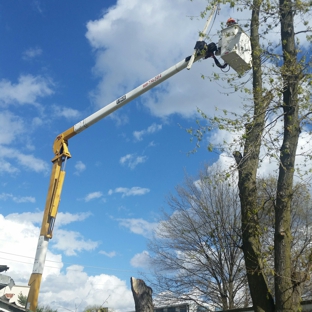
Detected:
[0,298,26,312]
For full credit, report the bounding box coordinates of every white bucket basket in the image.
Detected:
[220,24,252,73]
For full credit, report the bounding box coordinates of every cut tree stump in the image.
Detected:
[131,277,153,312]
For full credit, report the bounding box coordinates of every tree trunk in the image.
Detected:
[131,277,154,312]
[275,0,301,309]
[234,0,275,311]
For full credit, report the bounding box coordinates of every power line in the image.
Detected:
[0,250,138,273]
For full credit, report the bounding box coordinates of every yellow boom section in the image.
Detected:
[27,126,76,312]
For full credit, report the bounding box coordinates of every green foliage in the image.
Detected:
[36,305,58,312]
[18,293,58,312]
[83,305,109,312]
[17,293,27,307]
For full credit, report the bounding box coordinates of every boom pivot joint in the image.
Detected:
[52,127,76,161]
[194,40,228,69]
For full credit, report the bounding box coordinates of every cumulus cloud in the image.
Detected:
[0,111,25,145]
[130,250,151,269]
[108,187,150,197]
[85,0,249,120]
[119,154,147,169]
[0,160,19,174]
[0,213,62,283]
[0,73,56,175]
[0,193,35,203]
[133,123,162,141]
[55,212,92,228]
[3,211,97,257]
[0,146,49,174]
[108,111,129,126]
[207,121,312,182]
[0,75,53,106]
[14,152,48,172]
[99,250,117,258]
[74,160,86,175]
[118,218,157,238]
[83,191,103,202]
[51,104,81,120]
[40,266,134,312]
[0,210,135,311]
[52,229,99,256]
[6,211,43,225]
[22,47,42,60]
[0,108,48,177]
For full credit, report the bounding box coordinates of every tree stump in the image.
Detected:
[131,277,153,312]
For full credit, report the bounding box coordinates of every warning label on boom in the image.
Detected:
[116,95,126,105]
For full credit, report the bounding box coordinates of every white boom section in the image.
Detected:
[73,56,199,134]
[187,4,218,70]
[32,236,49,274]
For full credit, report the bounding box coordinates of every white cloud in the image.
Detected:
[133,123,162,141]
[0,146,49,174]
[0,160,19,174]
[0,193,35,203]
[0,75,53,106]
[109,187,150,197]
[130,250,151,269]
[8,209,90,228]
[119,154,147,169]
[51,104,81,120]
[83,191,103,202]
[99,250,116,258]
[40,266,134,312]
[207,122,312,182]
[85,0,247,120]
[107,111,129,126]
[55,212,92,228]
[0,76,53,176]
[22,47,42,60]
[32,117,43,127]
[6,211,43,225]
[0,213,61,284]
[119,154,132,164]
[0,111,24,145]
[5,211,98,257]
[0,212,135,311]
[74,160,86,175]
[118,218,157,238]
[52,229,99,256]
[15,152,48,172]
[14,196,36,203]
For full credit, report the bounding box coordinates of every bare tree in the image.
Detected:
[187,0,312,309]
[147,166,249,310]
[256,177,312,301]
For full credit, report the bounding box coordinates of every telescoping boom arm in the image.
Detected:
[26,41,217,312]
[26,3,254,309]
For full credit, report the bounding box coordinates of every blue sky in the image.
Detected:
[0,1,235,311]
[4,0,310,311]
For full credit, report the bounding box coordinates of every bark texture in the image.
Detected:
[275,0,301,310]
[235,0,275,311]
[237,0,304,309]
[131,277,153,312]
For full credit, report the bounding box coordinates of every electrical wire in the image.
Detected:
[207,4,219,37]
[0,250,137,273]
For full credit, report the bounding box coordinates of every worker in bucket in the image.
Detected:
[226,17,237,27]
